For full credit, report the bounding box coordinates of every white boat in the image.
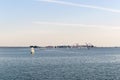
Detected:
[31,47,35,54]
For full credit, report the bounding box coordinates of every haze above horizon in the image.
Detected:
[0,0,120,47]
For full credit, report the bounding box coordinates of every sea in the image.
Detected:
[0,47,120,80]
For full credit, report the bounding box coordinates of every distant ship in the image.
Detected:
[31,47,35,54]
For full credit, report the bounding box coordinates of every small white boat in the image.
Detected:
[31,47,35,54]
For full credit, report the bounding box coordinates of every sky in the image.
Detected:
[1,0,120,46]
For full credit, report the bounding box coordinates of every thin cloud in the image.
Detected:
[33,21,120,30]
[38,0,120,13]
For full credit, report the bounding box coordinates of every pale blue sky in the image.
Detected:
[0,0,120,46]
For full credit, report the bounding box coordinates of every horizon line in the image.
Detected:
[0,45,120,47]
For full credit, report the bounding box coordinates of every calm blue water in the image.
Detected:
[0,47,120,80]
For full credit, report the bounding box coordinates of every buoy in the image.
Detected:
[31,47,35,54]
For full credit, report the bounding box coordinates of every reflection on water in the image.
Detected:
[0,47,120,80]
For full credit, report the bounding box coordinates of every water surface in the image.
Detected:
[0,47,120,80]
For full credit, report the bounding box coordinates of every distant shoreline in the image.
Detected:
[0,46,119,48]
